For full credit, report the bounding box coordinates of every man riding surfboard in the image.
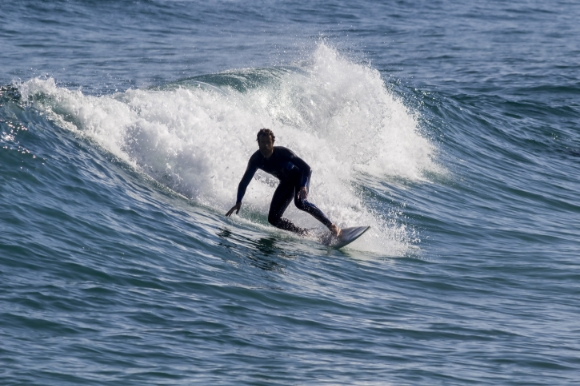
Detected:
[226,128,341,237]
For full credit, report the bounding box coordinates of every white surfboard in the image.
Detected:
[321,226,370,249]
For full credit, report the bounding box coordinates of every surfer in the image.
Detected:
[226,128,341,237]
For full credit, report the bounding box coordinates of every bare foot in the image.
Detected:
[329,224,341,237]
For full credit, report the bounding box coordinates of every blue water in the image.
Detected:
[2,1,580,384]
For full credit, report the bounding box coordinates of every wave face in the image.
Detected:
[2,0,580,385]
[18,43,437,255]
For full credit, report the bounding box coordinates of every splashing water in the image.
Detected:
[18,43,438,255]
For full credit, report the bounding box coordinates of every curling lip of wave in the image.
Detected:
[17,43,438,255]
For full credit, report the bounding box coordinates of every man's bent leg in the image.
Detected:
[268,181,309,235]
[294,197,333,228]
[269,217,309,235]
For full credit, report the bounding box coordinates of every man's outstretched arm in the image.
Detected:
[225,160,257,216]
[225,202,241,217]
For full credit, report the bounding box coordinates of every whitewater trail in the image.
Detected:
[18,43,438,255]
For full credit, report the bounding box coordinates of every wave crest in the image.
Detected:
[18,43,438,255]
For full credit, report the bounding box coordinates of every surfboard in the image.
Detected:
[321,226,370,249]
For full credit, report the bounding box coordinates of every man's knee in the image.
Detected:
[294,198,309,211]
[268,212,280,226]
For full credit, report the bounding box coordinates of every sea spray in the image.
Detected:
[18,43,437,255]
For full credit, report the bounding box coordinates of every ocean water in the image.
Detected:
[1,0,579,384]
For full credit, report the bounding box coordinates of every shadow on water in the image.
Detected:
[252,236,278,256]
[247,236,287,272]
[216,228,291,272]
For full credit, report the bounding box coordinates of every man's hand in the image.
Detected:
[298,186,308,200]
[226,202,241,217]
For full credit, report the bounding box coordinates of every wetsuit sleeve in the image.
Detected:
[236,155,258,204]
[289,152,312,189]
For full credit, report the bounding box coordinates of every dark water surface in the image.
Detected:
[2,0,580,384]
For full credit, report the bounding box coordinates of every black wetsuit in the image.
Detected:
[236,146,332,234]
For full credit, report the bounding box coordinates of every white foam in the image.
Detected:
[18,43,438,256]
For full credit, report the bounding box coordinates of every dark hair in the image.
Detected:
[256,128,275,142]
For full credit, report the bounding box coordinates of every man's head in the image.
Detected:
[257,128,275,158]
